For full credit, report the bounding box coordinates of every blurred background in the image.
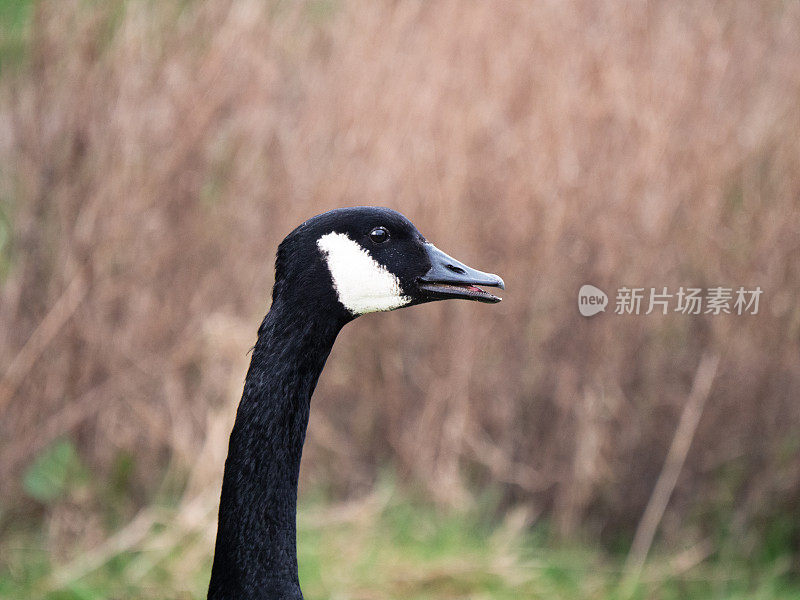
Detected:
[1,1,799,598]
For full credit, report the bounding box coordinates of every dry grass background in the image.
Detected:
[1,0,800,571]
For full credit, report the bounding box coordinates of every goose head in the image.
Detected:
[272,206,504,321]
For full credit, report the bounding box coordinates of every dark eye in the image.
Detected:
[369,226,389,244]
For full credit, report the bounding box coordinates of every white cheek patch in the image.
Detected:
[317,232,411,315]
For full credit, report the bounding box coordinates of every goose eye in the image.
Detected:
[369,227,389,244]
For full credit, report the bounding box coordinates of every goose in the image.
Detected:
[207,206,504,600]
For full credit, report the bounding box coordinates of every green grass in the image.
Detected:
[2,487,800,600]
[0,0,32,75]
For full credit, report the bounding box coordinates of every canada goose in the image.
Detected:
[207,207,504,600]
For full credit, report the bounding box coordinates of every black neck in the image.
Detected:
[208,297,347,600]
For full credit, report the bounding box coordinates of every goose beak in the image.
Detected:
[417,243,505,303]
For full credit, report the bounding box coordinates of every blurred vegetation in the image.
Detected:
[0,0,31,75]
[1,0,800,598]
[2,446,800,600]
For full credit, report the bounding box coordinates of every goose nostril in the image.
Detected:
[446,264,466,275]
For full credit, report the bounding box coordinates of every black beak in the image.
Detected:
[418,244,505,304]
